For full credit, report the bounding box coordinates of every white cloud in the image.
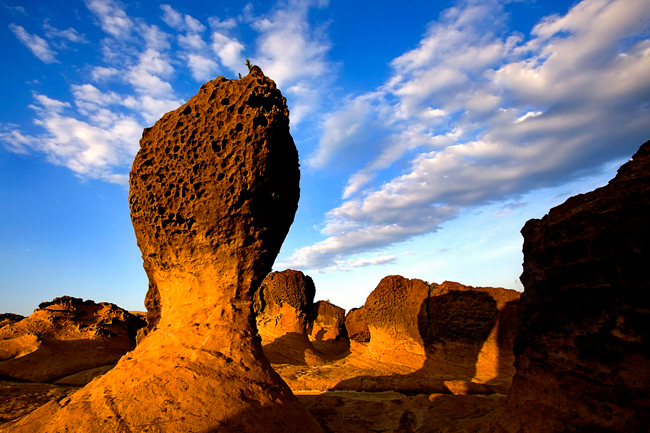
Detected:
[3,93,142,185]
[43,22,87,43]
[91,66,120,81]
[160,4,206,33]
[248,0,334,124]
[9,24,57,63]
[211,32,245,74]
[187,54,218,81]
[287,0,650,270]
[85,0,133,38]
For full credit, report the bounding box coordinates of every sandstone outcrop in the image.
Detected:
[274,276,520,395]
[345,307,370,342]
[0,296,145,383]
[254,270,325,365]
[308,300,349,356]
[484,139,650,432]
[4,67,323,432]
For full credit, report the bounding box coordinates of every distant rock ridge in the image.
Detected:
[0,296,145,384]
[5,67,323,432]
[258,272,520,395]
[482,139,650,432]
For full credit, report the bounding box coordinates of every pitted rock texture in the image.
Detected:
[483,140,650,433]
[308,301,349,356]
[345,307,370,343]
[0,296,145,383]
[275,276,520,395]
[4,67,323,433]
[255,270,325,365]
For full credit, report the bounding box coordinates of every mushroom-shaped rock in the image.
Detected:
[6,67,324,433]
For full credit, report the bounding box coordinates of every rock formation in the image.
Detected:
[0,296,145,383]
[4,67,323,432]
[272,276,520,395]
[345,307,370,342]
[308,300,349,356]
[484,140,650,432]
[254,269,325,365]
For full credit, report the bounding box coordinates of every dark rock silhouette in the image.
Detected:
[4,67,323,432]
[483,139,650,432]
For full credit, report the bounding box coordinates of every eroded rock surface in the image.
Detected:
[308,301,349,356]
[484,140,650,432]
[0,296,144,383]
[255,270,325,365]
[274,276,520,396]
[4,67,323,433]
[345,307,370,343]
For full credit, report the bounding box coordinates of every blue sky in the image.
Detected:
[2,0,649,315]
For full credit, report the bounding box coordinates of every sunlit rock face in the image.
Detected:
[308,300,349,356]
[254,269,326,366]
[361,276,519,382]
[484,139,650,432]
[0,296,145,384]
[6,66,323,433]
[345,307,370,343]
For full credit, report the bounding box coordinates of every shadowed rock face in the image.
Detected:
[5,67,323,433]
[484,140,650,432]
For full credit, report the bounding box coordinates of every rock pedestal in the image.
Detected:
[5,67,323,432]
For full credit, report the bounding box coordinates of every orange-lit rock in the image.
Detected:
[4,67,323,433]
[345,307,370,343]
[255,270,325,365]
[0,296,144,383]
[308,300,349,356]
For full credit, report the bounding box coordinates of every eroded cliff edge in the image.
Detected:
[482,139,650,432]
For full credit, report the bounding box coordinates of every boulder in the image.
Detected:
[255,270,324,365]
[5,67,323,432]
[484,140,650,432]
[0,296,145,383]
[308,300,349,356]
[345,307,370,343]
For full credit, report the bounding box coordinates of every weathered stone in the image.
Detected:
[345,307,370,342]
[5,67,323,432]
[255,270,325,365]
[0,296,145,383]
[308,300,349,356]
[484,139,650,432]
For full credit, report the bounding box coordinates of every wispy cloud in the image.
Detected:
[2,0,337,184]
[9,24,57,63]
[285,0,650,270]
[43,21,88,44]
[249,0,334,124]
[85,0,133,38]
